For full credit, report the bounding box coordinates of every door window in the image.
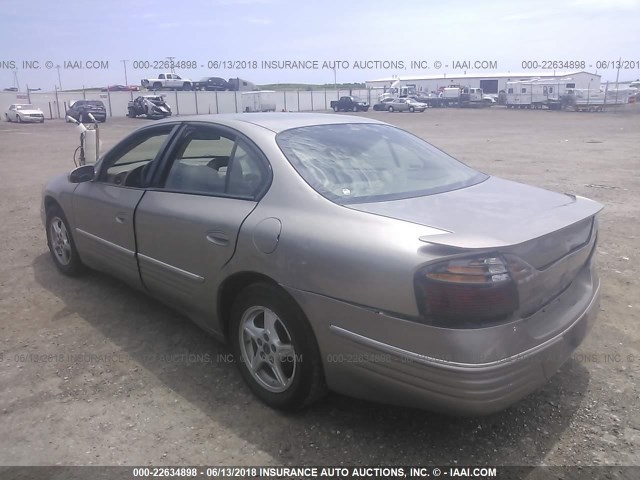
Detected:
[163,126,269,199]
[99,125,175,187]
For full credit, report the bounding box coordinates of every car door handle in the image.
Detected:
[206,231,229,246]
[115,213,127,224]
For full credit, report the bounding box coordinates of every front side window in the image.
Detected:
[100,126,174,186]
[276,124,486,204]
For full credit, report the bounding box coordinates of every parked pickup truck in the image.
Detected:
[141,73,193,91]
[330,96,369,112]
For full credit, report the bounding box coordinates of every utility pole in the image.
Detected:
[167,56,175,73]
[56,65,63,91]
[13,70,20,91]
[121,59,129,85]
[122,59,133,99]
[614,56,621,106]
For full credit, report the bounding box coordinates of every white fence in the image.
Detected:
[0,89,378,119]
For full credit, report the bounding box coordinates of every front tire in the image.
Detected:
[333,105,339,112]
[46,205,84,276]
[409,106,415,112]
[388,106,394,112]
[17,115,22,123]
[352,105,358,112]
[230,283,326,410]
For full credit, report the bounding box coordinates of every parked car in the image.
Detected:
[330,96,369,112]
[386,98,426,112]
[127,95,172,119]
[195,77,231,91]
[373,97,395,111]
[42,113,602,415]
[66,100,107,123]
[5,104,45,123]
[101,85,140,92]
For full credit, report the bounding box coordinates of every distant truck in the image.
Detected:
[227,77,258,92]
[141,73,193,91]
[438,87,491,107]
[330,96,369,112]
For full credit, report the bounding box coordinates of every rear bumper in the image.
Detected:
[285,267,600,415]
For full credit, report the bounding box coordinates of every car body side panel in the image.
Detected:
[71,183,144,288]
[42,174,77,222]
[135,190,257,332]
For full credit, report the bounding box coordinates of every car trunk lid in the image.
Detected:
[349,176,602,317]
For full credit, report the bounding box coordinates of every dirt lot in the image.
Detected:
[0,107,638,468]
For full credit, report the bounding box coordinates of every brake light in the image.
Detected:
[415,255,519,326]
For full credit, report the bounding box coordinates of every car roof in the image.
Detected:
[156,113,384,133]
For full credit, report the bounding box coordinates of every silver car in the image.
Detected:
[42,113,602,414]
[387,98,426,112]
[5,103,45,123]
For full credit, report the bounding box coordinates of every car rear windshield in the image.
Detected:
[276,123,487,204]
[86,101,105,107]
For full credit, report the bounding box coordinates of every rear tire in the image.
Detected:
[230,283,326,410]
[153,82,162,90]
[183,82,192,91]
[409,106,415,112]
[333,105,339,112]
[352,105,358,112]
[45,205,85,276]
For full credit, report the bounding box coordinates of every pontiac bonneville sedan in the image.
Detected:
[42,113,602,414]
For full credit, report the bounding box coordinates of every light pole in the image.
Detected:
[121,59,129,85]
[167,56,175,73]
[332,66,338,94]
[122,59,132,99]
[56,65,62,91]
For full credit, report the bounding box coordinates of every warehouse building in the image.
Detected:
[365,71,601,94]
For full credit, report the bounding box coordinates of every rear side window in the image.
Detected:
[276,124,486,204]
[163,126,269,199]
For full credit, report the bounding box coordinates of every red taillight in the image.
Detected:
[415,255,519,326]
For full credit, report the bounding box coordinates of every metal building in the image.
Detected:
[365,71,601,95]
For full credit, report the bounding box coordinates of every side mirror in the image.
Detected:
[69,165,95,183]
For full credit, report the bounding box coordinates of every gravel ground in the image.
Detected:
[0,107,638,468]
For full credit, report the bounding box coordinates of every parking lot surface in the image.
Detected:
[0,108,638,466]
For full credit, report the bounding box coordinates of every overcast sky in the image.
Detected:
[0,0,638,90]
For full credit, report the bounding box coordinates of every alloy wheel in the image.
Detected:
[239,306,297,393]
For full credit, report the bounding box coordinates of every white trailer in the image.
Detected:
[505,79,565,109]
[241,91,277,112]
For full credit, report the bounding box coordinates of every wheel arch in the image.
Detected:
[44,195,62,213]
[218,271,285,340]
